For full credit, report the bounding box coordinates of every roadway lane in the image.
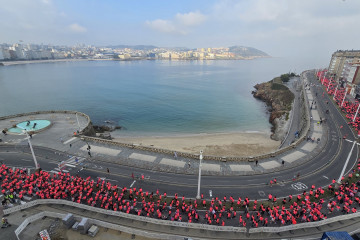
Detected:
[0,70,358,200]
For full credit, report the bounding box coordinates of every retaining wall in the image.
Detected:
[6,199,360,238]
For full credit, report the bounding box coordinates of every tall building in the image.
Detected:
[328,50,360,81]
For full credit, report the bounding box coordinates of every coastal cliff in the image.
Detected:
[252,76,295,141]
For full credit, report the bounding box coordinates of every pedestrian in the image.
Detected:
[174,151,177,159]
[2,130,7,136]
[70,144,72,148]
[188,160,191,168]
[29,133,32,139]
[131,172,134,179]
[282,160,285,166]
[255,160,258,166]
[107,168,110,174]
[88,151,91,157]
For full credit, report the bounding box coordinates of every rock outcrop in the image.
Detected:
[252,79,294,140]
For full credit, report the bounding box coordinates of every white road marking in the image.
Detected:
[130,180,136,188]
[21,159,33,162]
[63,137,77,145]
[258,191,265,197]
[323,175,329,179]
[291,182,308,191]
[65,164,76,168]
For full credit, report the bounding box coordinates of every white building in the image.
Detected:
[0,47,4,60]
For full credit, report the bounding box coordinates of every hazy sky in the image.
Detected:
[0,0,359,61]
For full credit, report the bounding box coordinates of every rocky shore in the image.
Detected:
[252,77,294,141]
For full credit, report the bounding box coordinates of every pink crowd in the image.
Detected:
[1,161,360,228]
[317,70,360,135]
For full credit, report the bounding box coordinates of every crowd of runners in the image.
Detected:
[317,70,360,135]
[1,161,360,228]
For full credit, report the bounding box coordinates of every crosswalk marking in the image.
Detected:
[65,156,85,166]
[63,137,77,145]
[65,164,76,168]
[50,156,85,173]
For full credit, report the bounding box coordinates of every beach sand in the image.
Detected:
[113,132,280,157]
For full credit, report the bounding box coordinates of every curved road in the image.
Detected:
[0,70,358,201]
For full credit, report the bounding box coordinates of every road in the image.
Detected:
[0,70,358,201]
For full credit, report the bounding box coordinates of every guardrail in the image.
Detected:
[3,199,247,234]
[249,211,360,234]
[6,199,360,238]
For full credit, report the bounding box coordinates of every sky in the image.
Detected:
[0,0,359,63]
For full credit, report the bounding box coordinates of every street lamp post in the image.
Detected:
[333,85,338,100]
[321,72,326,85]
[353,104,360,122]
[338,139,359,184]
[75,112,81,132]
[341,83,348,108]
[196,150,203,199]
[23,130,40,170]
[327,78,333,92]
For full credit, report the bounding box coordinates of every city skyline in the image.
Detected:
[1,0,360,64]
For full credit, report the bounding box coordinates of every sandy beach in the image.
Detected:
[113,132,280,157]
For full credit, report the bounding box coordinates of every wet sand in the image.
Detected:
[113,132,280,157]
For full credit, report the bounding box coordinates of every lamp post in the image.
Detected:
[196,150,203,199]
[75,112,81,132]
[321,72,327,85]
[341,83,348,108]
[353,103,360,122]
[327,78,333,93]
[333,85,338,100]
[23,130,40,170]
[338,139,359,184]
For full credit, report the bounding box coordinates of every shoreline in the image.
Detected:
[112,131,280,157]
[0,58,112,66]
[0,56,272,67]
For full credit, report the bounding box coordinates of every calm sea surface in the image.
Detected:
[0,58,317,136]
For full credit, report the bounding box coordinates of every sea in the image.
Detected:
[0,57,324,137]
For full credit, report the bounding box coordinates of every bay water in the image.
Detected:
[0,58,319,136]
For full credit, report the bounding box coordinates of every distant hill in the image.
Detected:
[228,46,270,57]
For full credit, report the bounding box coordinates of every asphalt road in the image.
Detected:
[0,70,358,201]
